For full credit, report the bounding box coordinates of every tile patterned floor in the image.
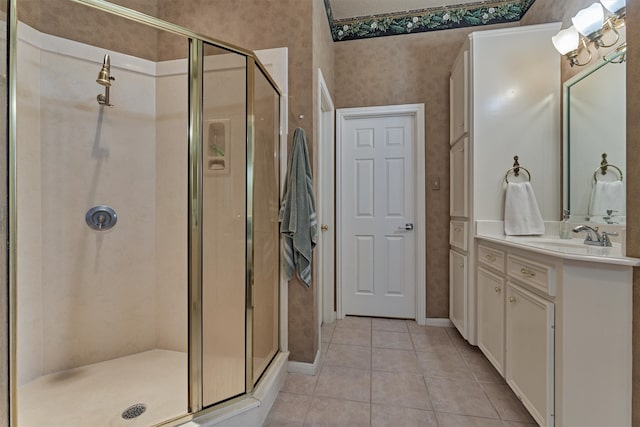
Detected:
[264,317,537,427]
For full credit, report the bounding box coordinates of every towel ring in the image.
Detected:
[593,164,623,183]
[505,166,531,183]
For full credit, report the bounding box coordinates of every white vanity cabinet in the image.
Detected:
[476,238,633,427]
[448,22,561,344]
[477,267,505,375]
[449,250,467,334]
[506,282,555,427]
[476,244,506,375]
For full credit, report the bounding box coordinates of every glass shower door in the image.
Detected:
[201,42,248,407]
[251,64,281,384]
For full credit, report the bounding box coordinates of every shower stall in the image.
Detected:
[5,0,285,425]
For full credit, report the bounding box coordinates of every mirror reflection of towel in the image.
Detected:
[504,182,545,236]
[589,180,625,217]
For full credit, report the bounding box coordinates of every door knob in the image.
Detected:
[321,224,329,231]
[404,223,414,231]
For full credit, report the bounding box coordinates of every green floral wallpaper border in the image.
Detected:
[324,0,536,41]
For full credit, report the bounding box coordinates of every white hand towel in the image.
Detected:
[504,182,545,236]
[588,180,625,216]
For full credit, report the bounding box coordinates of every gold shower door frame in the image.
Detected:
[6,0,284,425]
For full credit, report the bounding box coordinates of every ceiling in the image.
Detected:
[324,0,536,41]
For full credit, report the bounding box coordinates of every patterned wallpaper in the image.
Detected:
[324,0,535,41]
[334,22,515,317]
[18,0,160,61]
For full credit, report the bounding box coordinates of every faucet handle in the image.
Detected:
[601,231,619,247]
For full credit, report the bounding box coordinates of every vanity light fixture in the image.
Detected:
[601,0,626,28]
[552,26,591,67]
[552,0,625,67]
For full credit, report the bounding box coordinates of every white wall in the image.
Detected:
[471,24,561,222]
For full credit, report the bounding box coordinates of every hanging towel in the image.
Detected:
[588,180,625,217]
[279,128,318,287]
[504,182,545,236]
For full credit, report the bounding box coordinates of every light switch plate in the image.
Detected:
[432,177,440,190]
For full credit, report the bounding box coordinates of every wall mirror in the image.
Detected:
[563,48,626,224]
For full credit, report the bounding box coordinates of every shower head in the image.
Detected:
[96,54,113,87]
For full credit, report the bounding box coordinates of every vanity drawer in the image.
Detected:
[450,221,468,251]
[507,255,556,297]
[478,245,505,273]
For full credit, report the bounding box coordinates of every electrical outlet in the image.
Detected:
[432,177,440,190]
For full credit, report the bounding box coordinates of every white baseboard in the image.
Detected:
[183,352,289,427]
[425,318,454,328]
[287,349,321,376]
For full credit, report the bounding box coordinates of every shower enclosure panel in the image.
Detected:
[201,42,248,407]
[251,65,281,384]
[9,0,284,425]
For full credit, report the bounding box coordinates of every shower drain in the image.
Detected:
[122,403,147,420]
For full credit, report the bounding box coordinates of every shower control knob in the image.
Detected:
[86,205,118,231]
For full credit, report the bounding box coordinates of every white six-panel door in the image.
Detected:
[338,107,422,319]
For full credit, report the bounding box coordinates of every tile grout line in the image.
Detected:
[280,319,529,426]
[448,329,507,423]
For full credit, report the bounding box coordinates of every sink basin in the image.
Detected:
[509,236,621,257]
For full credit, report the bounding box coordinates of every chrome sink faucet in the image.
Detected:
[572,225,618,247]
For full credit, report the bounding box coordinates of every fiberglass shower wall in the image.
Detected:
[16,22,190,383]
[15,3,190,423]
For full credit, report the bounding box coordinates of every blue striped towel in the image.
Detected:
[279,128,317,287]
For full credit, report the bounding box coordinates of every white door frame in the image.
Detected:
[317,69,336,330]
[336,104,426,325]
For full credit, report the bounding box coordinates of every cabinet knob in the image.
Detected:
[485,254,496,262]
[509,296,517,303]
[494,287,501,293]
[321,224,329,231]
[520,268,536,278]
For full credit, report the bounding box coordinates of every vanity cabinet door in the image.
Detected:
[449,250,467,338]
[450,48,468,144]
[506,282,555,427]
[477,267,505,376]
[450,137,469,218]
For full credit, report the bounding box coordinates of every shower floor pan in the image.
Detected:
[18,349,187,427]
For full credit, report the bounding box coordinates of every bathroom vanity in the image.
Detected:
[475,228,636,427]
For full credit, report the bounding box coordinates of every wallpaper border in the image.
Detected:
[324,0,536,41]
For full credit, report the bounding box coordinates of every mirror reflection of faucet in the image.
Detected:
[603,209,619,224]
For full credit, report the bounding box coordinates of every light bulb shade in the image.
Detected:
[552,26,581,55]
[572,3,605,36]
[601,0,625,14]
